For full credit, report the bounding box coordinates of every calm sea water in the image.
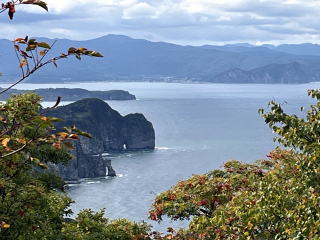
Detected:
[4,82,320,229]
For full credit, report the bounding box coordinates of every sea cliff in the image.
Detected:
[45,98,155,180]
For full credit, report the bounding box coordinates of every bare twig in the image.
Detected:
[35,45,39,65]
[0,40,60,95]
[1,139,33,158]
[0,120,18,138]
[0,73,29,94]
[0,38,102,95]
[0,0,22,14]
[0,55,63,94]
[25,56,30,74]
[30,49,37,66]
[38,40,57,64]
[50,96,61,108]
[13,43,25,77]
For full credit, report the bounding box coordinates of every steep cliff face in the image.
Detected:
[122,114,155,150]
[45,98,155,180]
[57,152,107,181]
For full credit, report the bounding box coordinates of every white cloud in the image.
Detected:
[122,2,157,19]
[2,0,320,45]
[49,28,75,37]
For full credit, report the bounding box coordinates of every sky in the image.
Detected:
[1,0,320,45]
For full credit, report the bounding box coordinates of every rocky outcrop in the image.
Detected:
[56,152,115,181]
[122,114,155,150]
[106,160,116,177]
[45,98,155,180]
[0,88,136,101]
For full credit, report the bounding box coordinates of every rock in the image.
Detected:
[57,146,109,181]
[76,151,106,179]
[122,114,155,150]
[57,154,79,181]
[106,160,116,177]
[44,98,155,180]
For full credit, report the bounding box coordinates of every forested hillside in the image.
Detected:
[2,35,320,83]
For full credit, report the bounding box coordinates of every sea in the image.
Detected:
[3,81,320,230]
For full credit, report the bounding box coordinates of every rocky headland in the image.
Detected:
[45,98,155,181]
[0,88,136,101]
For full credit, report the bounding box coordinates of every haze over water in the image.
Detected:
[6,82,320,229]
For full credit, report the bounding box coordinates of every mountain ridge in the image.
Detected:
[1,34,320,83]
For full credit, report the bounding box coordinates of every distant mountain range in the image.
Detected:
[2,35,320,84]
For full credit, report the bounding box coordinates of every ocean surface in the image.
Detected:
[3,82,320,230]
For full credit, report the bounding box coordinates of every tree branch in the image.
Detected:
[1,140,33,159]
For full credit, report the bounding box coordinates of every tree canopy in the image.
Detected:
[0,2,149,240]
[149,90,320,239]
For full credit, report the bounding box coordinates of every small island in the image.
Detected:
[0,88,136,101]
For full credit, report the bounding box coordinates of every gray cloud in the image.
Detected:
[0,0,319,45]
[225,1,316,18]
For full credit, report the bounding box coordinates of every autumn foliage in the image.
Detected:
[0,2,150,240]
[2,1,320,240]
[149,90,320,239]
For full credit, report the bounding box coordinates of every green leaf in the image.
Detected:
[28,39,37,45]
[71,127,92,138]
[38,42,51,49]
[90,51,103,57]
[48,117,63,122]
[68,47,77,54]
[38,162,48,169]
[26,44,37,51]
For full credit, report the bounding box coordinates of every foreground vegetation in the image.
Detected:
[0,93,152,239]
[1,1,320,239]
[2,91,320,240]
[149,90,320,239]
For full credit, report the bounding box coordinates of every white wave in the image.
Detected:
[155,146,171,150]
[101,153,110,156]
[86,181,101,184]
[118,173,128,178]
[91,152,110,157]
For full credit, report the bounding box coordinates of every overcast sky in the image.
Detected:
[1,0,320,45]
